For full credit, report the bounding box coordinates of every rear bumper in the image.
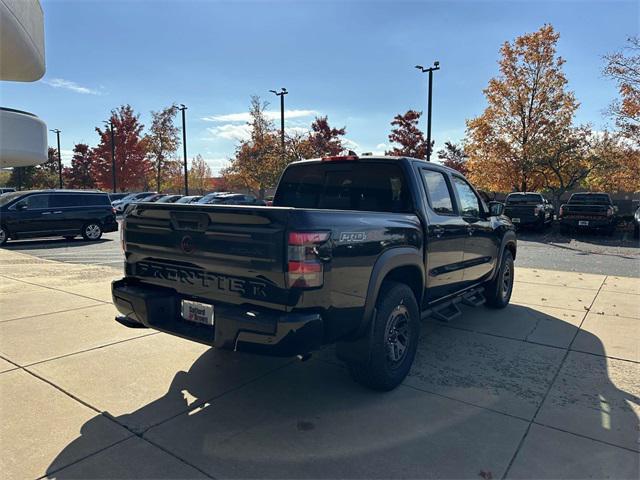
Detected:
[111,278,323,357]
[507,215,543,227]
[560,217,615,229]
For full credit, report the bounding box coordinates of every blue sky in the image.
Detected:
[1,0,637,174]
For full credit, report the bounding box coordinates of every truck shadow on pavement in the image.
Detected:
[45,305,639,479]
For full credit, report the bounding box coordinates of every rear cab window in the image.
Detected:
[568,194,611,205]
[506,193,543,204]
[274,161,412,213]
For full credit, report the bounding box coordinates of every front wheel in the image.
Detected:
[0,226,7,246]
[485,249,514,309]
[346,281,420,391]
[81,222,103,241]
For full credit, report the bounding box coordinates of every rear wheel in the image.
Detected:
[347,281,420,391]
[485,249,514,309]
[0,226,7,246]
[81,222,102,241]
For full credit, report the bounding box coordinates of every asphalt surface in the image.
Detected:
[3,225,639,277]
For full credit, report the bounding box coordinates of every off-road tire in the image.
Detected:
[347,281,420,391]
[484,249,514,309]
[81,222,103,241]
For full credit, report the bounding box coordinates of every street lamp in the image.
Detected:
[269,88,288,159]
[415,61,440,161]
[178,104,188,195]
[49,129,63,188]
[103,120,116,192]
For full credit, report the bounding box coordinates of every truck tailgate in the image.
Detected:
[563,204,609,217]
[123,203,292,311]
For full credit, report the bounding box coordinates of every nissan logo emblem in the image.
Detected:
[181,235,195,253]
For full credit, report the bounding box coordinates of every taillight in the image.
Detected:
[559,206,564,217]
[606,207,613,217]
[287,231,330,288]
[112,207,117,215]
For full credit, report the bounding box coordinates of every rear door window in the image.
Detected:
[274,161,412,213]
[25,194,50,209]
[50,194,109,207]
[420,169,455,215]
[452,176,482,218]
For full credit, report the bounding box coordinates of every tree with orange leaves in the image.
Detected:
[466,25,578,192]
[603,36,639,145]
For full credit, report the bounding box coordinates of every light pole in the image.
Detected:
[49,129,63,188]
[415,61,440,161]
[178,104,188,195]
[269,88,288,159]
[103,120,116,192]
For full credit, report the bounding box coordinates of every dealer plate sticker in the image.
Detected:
[578,220,589,226]
[181,300,214,326]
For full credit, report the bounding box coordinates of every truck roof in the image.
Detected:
[288,155,462,176]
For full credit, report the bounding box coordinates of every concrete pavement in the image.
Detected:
[0,249,638,479]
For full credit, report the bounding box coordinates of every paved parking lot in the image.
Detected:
[4,225,639,277]
[0,249,638,479]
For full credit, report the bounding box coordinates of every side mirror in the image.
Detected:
[15,202,27,211]
[489,201,504,217]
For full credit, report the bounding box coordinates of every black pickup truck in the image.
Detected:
[503,192,554,230]
[559,192,617,234]
[112,155,516,390]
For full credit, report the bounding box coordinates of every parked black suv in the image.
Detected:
[113,155,516,390]
[0,190,118,245]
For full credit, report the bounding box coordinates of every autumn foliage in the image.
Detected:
[604,36,640,144]
[386,110,430,159]
[464,25,639,195]
[93,105,153,192]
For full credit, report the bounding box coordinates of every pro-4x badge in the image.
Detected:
[339,232,367,242]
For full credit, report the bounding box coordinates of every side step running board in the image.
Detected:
[421,287,486,323]
[462,289,486,307]
[431,302,462,322]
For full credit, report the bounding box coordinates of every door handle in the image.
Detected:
[52,211,63,214]
[41,212,52,215]
[432,227,445,238]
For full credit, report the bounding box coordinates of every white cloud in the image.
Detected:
[201,157,230,176]
[204,124,251,141]
[342,138,360,151]
[202,109,318,123]
[43,78,102,95]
